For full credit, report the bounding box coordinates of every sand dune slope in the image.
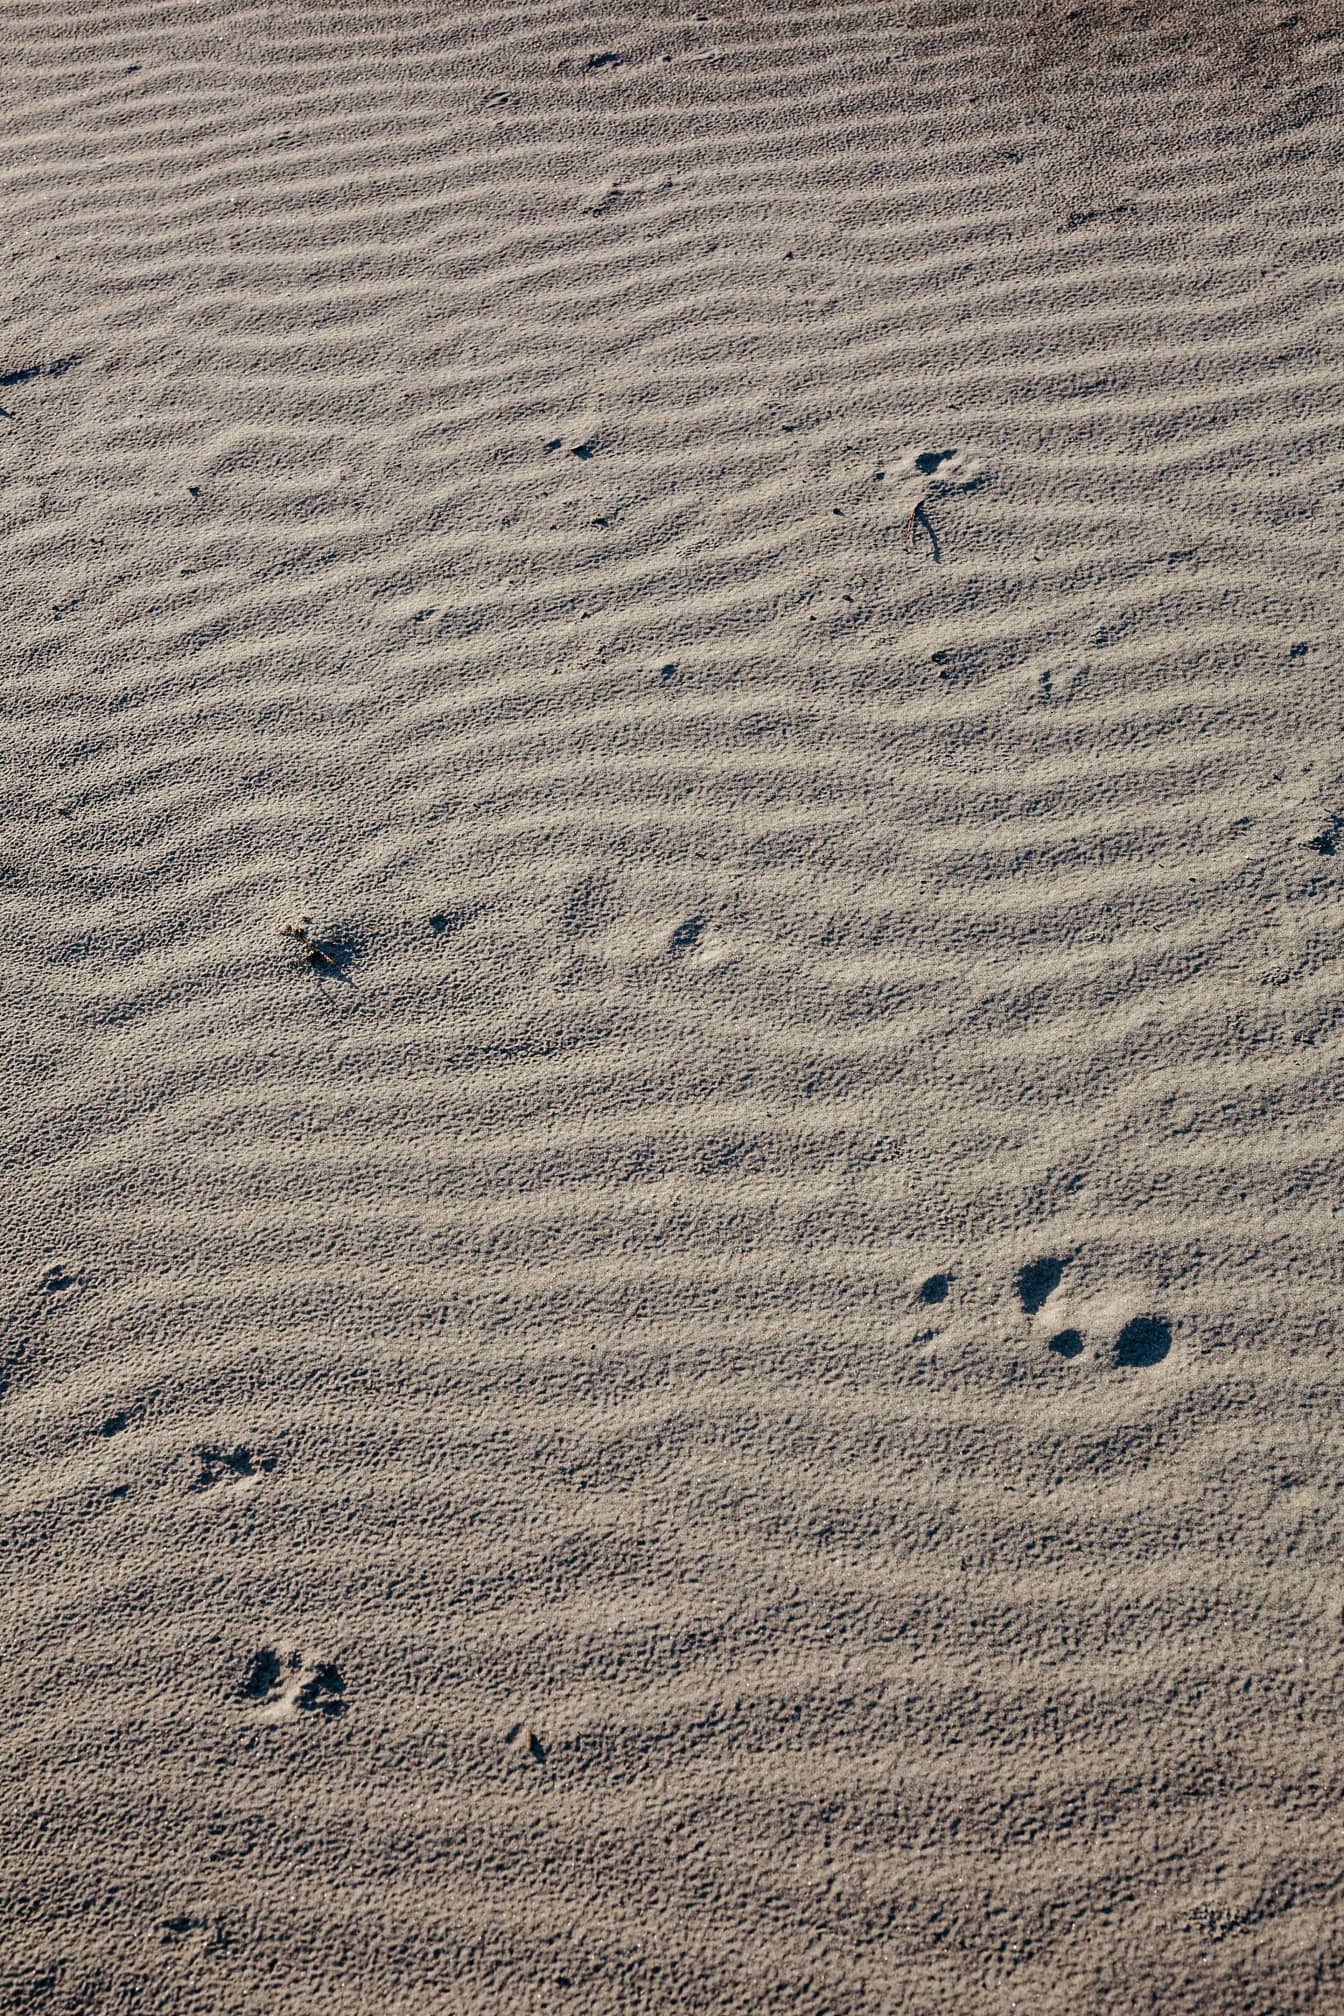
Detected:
[4,3,1344,2011]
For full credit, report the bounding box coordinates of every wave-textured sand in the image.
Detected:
[4,3,1344,2011]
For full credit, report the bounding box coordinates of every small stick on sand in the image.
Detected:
[281,918,337,968]
[904,496,926,551]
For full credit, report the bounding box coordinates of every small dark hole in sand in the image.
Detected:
[918,1273,950,1305]
[914,448,956,476]
[241,1649,281,1699]
[1015,1255,1066,1316]
[99,1412,128,1438]
[668,915,706,953]
[296,1662,346,1717]
[1049,1328,1084,1359]
[1115,1316,1171,1368]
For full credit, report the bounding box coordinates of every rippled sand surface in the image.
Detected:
[5,5,1344,2010]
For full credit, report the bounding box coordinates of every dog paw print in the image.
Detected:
[544,435,600,460]
[160,1912,226,1953]
[239,1648,346,1722]
[1114,1315,1171,1368]
[1014,1254,1066,1317]
[35,1262,80,1308]
[190,1445,276,1494]
[1045,1311,1172,1368]
[1306,813,1342,858]
[294,1662,345,1717]
[666,912,734,968]
[908,446,985,491]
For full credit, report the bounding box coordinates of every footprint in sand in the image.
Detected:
[668,914,707,954]
[1306,813,1342,857]
[666,913,733,968]
[1114,1315,1172,1368]
[160,1913,225,1953]
[1045,1313,1171,1367]
[907,445,984,491]
[36,1262,79,1305]
[1014,1254,1067,1317]
[929,642,995,689]
[564,437,600,460]
[190,1444,276,1495]
[559,885,735,972]
[239,1648,346,1722]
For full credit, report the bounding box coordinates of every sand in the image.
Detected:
[4,2,1344,2011]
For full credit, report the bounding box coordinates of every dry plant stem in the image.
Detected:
[280,919,335,967]
[904,496,925,551]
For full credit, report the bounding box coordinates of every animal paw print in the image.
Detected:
[35,1261,79,1308]
[1306,811,1342,858]
[666,912,733,968]
[239,1648,346,1722]
[1014,1255,1066,1316]
[1114,1315,1170,1368]
[1043,1309,1171,1368]
[190,1445,275,1494]
[160,1913,225,1953]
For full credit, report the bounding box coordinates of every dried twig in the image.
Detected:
[280,917,337,968]
[904,495,926,551]
[505,1720,546,1763]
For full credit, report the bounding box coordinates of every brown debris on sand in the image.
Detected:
[280,917,338,969]
[505,1721,546,1763]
